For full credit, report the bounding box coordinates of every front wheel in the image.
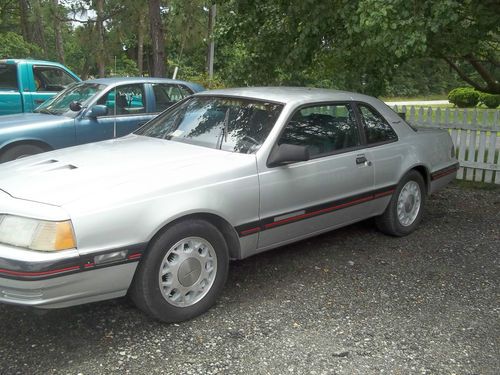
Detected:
[376,170,426,237]
[0,144,45,163]
[130,219,229,323]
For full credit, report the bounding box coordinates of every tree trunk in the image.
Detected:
[137,13,145,76]
[148,0,166,77]
[19,0,31,44]
[52,0,65,64]
[32,0,47,58]
[94,0,106,77]
[443,55,500,94]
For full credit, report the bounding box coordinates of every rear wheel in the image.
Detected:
[0,144,45,163]
[376,170,426,236]
[130,219,229,323]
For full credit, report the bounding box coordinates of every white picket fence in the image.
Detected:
[392,105,500,185]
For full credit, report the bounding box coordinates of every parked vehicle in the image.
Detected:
[0,59,81,115]
[0,77,204,162]
[0,87,458,322]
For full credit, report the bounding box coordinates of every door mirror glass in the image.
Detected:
[69,100,82,112]
[87,104,108,118]
[267,143,310,167]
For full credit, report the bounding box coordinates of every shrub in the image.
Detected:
[479,92,500,109]
[448,87,480,108]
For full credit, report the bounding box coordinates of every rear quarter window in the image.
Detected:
[0,64,18,90]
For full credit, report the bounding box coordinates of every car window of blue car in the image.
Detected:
[97,84,146,116]
[35,82,106,115]
[136,96,283,154]
[152,83,192,112]
[279,104,360,157]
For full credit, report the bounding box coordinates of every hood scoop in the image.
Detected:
[34,159,59,165]
[48,164,78,171]
[19,159,78,172]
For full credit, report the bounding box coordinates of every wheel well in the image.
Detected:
[0,140,52,157]
[147,213,242,260]
[410,165,430,194]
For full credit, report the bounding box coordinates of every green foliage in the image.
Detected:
[216,0,498,95]
[479,92,500,109]
[109,55,140,77]
[448,87,480,108]
[0,32,39,58]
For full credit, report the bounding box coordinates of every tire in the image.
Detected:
[0,144,45,163]
[130,219,229,323]
[375,170,426,237]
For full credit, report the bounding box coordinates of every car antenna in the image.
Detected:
[113,86,117,138]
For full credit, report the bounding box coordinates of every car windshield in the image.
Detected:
[135,96,283,154]
[34,82,106,115]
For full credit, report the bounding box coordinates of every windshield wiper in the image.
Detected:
[35,108,54,115]
[216,108,230,149]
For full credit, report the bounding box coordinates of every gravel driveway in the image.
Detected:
[1,183,498,375]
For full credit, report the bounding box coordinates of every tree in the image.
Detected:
[216,0,499,95]
[149,0,166,77]
[51,0,65,63]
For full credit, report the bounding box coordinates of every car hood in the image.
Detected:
[0,112,72,132]
[0,135,255,206]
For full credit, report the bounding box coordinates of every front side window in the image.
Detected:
[97,84,146,115]
[35,82,105,115]
[33,66,77,92]
[136,96,283,154]
[152,83,192,112]
[279,104,360,157]
[358,104,397,144]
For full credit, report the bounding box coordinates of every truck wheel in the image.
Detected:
[0,144,45,163]
[130,219,229,323]
[375,170,426,237]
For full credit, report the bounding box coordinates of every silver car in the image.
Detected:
[0,88,458,322]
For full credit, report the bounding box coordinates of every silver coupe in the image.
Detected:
[0,88,458,322]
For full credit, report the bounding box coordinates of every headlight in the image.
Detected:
[0,214,76,251]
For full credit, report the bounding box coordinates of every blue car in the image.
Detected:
[0,77,204,162]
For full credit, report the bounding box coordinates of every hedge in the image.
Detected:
[448,87,480,108]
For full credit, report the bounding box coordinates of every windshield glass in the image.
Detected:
[135,96,283,154]
[35,82,106,115]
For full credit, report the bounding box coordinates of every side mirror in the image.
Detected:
[267,143,310,167]
[87,104,108,118]
[69,101,82,112]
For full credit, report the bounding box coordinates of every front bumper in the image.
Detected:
[0,243,144,308]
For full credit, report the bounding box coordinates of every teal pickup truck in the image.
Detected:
[0,59,80,115]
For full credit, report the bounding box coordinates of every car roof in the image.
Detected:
[0,58,68,66]
[84,77,204,92]
[85,77,193,85]
[194,87,378,106]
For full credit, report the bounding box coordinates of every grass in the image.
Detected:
[452,179,500,191]
[381,95,448,101]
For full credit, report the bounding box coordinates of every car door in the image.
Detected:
[354,102,404,214]
[75,83,155,144]
[257,102,376,249]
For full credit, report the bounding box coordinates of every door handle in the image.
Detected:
[356,155,367,164]
[34,99,45,104]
